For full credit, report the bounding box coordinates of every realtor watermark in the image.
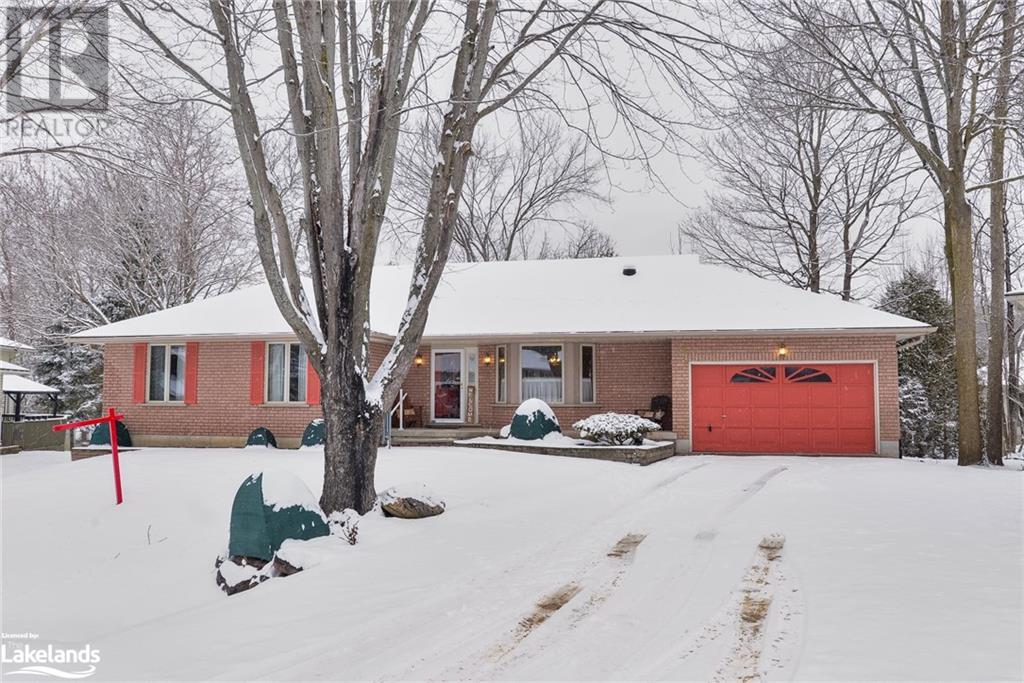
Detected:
[1,633,100,679]
[2,3,111,154]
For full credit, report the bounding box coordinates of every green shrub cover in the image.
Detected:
[227,472,329,561]
[508,398,560,440]
[89,420,132,447]
[301,419,326,447]
[246,427,277,448]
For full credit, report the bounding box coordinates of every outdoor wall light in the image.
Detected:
[483,353,493,365]
[414,354,424,366]
[777,342,788,357]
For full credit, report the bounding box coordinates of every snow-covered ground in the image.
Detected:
[2,447,1021,681]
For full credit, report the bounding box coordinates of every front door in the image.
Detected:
[432,350,464,422]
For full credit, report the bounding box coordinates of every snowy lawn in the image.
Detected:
[2,447,1021,681]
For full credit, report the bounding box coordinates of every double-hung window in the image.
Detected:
[148,344,185,402]
[267,342,307,403]
[580,344,595,403]
[520,345,563,403]
[496,345,508,403]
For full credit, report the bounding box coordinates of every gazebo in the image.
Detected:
[2,374,61,421]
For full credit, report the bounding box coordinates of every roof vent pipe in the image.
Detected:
[622,265,637,276]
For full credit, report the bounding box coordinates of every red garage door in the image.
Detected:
[691,363,876,455]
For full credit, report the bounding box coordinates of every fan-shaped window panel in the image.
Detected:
[729,367,777,383]
[784,366,832,383]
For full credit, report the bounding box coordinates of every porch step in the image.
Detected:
[388,427,498,447]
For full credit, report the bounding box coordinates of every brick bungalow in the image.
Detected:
[71,255,932,455]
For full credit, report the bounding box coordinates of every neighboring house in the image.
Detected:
[1,337,63,452]
[71,255,932,455]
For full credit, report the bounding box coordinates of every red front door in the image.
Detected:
[691,363,876,454]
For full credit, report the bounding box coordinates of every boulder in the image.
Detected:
[508,398,560,440]
[246,427,277,448]
[228,471,330,561]
[216,556,269,596]
[379,485,445,519]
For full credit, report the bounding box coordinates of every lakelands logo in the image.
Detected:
[1,634,100,679]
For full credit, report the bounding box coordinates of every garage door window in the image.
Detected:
[730,366,776,383]
[784,366,832,383]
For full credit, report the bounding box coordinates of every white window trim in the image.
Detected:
[495,344,508,404]
[518,343,565,405]
[146,343,186,404]
[264,341,308,404]
[580,343,596,404]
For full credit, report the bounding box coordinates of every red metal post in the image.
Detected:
[108,408,123,505]
[53,410,126,505]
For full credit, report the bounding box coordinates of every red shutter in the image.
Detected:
[184,342,199,405]
[132,343,148,404]
[249,341,265,405]
[307,357,321,406]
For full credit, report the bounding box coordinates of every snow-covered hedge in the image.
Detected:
[508,398,560,440]
[573,413,661,446]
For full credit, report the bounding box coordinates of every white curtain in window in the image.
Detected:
[267,344,285,402]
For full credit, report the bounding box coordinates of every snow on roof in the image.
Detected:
[0,360,29,374]
[0,337,32,350]
[1006,289,1024,303]
[71,255,932,343]
[2,375,58,394]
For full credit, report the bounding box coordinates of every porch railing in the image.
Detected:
[381,389,407,448]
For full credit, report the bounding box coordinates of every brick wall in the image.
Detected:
[669,335,900,448]
[104,334,899,450]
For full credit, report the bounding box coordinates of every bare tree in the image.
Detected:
[986,0,1019,466]
[680,46,917,300]
[733,0,1023,465]
[123,0,705,514]
[391,116,606,262]
[537,223,618,259]
[6,102,256,330]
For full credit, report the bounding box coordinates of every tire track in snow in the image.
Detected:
[467,465,790,680]
[274,461,713,682]
[534,464,789,680]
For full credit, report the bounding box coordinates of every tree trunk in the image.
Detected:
[320,362,381,515]
[946,186,984,466]
[1006,226,1020,454]
[985,0,1016,466]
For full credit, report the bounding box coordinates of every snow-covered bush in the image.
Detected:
[508,398,560,440]
[573,413,661,446]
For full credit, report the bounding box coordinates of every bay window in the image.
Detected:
[580,344,595,403]
[496,345,507,403]
[520,344,563,403]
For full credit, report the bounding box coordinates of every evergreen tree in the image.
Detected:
[879,268,958,458]
[30,309,103,419]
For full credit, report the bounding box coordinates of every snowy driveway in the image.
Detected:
[2,448,1021,681]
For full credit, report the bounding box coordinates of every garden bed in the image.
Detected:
[454,435,676,465]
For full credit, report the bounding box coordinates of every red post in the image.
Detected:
[108,408,123,505]
[54,409,126,505]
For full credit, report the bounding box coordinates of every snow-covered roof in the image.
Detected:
[0,337,32,350]
[0,360,30,374]
[1006,289,1024,304]
[70,255,932,343]
[2,375,58,394]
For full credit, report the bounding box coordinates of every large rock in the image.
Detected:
[228,471,329,561]
[379,485,445,519]
[508,398,560,440]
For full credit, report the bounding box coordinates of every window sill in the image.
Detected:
[261,402,313,407]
